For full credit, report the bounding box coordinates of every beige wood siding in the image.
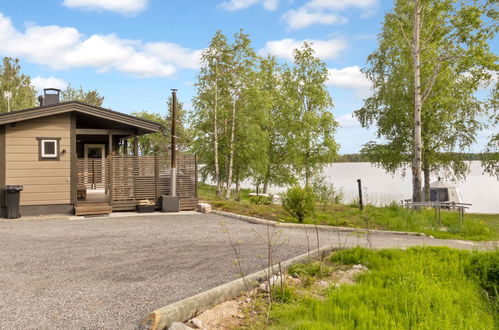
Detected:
[5,114,71,205]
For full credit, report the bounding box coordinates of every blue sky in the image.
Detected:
[0,0,495,153]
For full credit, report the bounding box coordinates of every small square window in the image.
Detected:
[37,138,60,160]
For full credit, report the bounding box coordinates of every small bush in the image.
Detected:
[289,261,332,278]
[465,251,499,301]
[249,195,272,205]
[311,175,344,205]
[282,186,315,223]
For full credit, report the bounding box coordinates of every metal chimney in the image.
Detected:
[40,88,61,106]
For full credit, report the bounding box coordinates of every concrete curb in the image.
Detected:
[212,210,427,237]
[143,244,339,330]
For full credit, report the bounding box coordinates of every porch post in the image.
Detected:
[133,136,138,156]
[123,139,128,155]
[108,133,113,204]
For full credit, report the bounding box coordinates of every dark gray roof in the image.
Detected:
[0,101,162,135]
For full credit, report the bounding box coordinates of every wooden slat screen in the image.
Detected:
[110,153,197,205]
[77,158,109,190]
[77,153,197,209]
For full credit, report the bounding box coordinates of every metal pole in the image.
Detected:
[357,179,364,211]
[170,89,177,197]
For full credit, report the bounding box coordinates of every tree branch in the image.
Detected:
[394,14,412,49]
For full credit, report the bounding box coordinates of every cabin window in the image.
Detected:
[37,138,61,160]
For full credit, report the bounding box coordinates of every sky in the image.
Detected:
[0,0,495,153]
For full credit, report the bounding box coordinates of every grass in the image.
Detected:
[256,247,499,330]
[199,183,499,241]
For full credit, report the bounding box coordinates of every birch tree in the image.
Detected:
[355,0,497,201]
[0,57,36,112]
[225,30,258,199]
[284,43,339,187]
[192,31,232,196]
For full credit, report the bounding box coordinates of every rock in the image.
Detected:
[334,283,341,288]
[429,235,434,238]
[191,318,203,329]
[168,322,192,330]
[259,275,286,292]
[317,280,329,288]
[352,264,368,271]
[197,203,212,213]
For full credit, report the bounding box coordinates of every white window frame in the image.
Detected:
[37,138,60,160]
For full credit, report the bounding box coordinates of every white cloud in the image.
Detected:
[0,12,201,78]
[327,66,372,98]
[282,8,346,30]
[63,0,148,15]
[263,0,279,10]
[282,0,378,30]
[219,0,278,11]
[336,113,360,127]
[31,76,68,92]
[306,0,377,11]
[261,38,347,61]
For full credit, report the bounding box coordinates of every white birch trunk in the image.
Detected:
[412,0,423,202]
[225,98,236,199]
[213,67,221,196]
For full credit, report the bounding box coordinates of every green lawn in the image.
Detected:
[199,183,499,241]
[261,247,498,330]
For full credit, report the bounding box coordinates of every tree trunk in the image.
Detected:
[263,163,270,194]
[235,179,241,201]
[214,70,221,197]
[412,0,423,202]
[423,160,430,202]
[225,99,236,199]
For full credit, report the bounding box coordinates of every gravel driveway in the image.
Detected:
[0,213,493,329]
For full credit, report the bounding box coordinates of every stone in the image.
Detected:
[352,264,364,270]
[191,318,203,329]
[317,280,329,288]
[259,275,286,292]
[197,203,212,213]
[168,322,192,330]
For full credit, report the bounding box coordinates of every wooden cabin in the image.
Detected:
[0,89,197,217]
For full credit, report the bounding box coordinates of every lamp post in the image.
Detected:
[3,91,12,112]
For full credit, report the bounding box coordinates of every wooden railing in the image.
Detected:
[77,153,197,210]
[77,158,109,190]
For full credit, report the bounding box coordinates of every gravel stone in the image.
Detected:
[0,213,492,329]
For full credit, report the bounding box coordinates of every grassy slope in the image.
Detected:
[199,183,499,241]
[267,247,498,330]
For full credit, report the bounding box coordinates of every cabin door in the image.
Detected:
[84,144,106,190]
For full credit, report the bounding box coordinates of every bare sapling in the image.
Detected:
[219,220,250,290]
[252,222,287,315]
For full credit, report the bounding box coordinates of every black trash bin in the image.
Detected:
[3,185,23,219]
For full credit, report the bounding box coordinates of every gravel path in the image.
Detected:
[0,213,495,329]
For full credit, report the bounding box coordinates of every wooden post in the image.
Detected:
[194,154,198,199]
[133,136,139,156]
[155,154,160,200]
[123,139,128,155]
[108,133,113,204]
[357,179,364,211]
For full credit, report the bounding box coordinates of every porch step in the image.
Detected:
[75,203,112,216]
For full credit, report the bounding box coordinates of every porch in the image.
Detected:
[73,115,197,215]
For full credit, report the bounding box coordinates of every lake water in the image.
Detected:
[247,161,498,214]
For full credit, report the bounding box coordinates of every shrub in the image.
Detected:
[249,195,272,205]
[311,175,344,205]
[465,251,499,301]
[282,186,315,223]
